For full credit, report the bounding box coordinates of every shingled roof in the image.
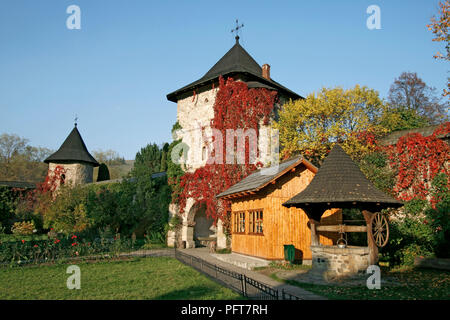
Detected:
[166,38,302,102]
[283,144,403,211]
[216,156,317,199]
[44,126,99,166]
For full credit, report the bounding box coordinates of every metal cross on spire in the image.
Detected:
[231,19,244,43]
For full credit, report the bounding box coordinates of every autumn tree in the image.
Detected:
[386,72,447,125]
[92,149,125,165]
[427,1,449,96]
[274,85,386,165]
[0,133,52,182]
[0,133,28,163]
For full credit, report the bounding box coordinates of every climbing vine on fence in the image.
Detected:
[174,77,277,227]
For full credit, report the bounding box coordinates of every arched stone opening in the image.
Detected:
[192,203,216,246]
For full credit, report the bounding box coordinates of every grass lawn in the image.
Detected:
[0,256,242,300]
[269,267,450,300]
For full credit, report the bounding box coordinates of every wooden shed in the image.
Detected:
[216,156,342,262]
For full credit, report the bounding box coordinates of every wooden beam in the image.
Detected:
[316,225,367,233]
[309,219,320,246]
[362,210,379,265]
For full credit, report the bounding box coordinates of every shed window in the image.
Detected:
[233,212,245,233]
[249,210,263,234]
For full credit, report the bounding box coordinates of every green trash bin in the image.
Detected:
[284,244,295,263]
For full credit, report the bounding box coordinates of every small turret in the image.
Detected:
[44,125,99,186]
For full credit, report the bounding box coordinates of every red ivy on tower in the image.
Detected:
[176,77,277,227]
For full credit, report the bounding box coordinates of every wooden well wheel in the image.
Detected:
[370,212,389,248]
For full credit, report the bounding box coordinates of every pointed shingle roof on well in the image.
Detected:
[44,126,99,166]
[283,144,403,210]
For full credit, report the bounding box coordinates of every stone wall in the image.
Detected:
[176,88,217,172]
[49,162,94,186]
[310,245,370,280]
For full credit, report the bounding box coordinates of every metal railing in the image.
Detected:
[174,249,302,300]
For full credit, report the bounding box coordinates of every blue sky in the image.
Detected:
[0,0,447,159]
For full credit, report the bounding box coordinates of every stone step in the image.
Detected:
[211,252,270,270]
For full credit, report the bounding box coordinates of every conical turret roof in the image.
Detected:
[166,38,302,102]
[283,144,402,211]
[44,126,99,166]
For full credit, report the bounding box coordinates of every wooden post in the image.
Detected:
[309,218,320,246]
[362,210,379,265]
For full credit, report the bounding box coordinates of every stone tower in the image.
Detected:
[166,36,303,248]
[44,124,99,186]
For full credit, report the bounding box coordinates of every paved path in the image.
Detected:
[179,248,326,300]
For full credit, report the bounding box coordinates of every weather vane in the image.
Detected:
[231,19,244,42]
[74,114,78,127]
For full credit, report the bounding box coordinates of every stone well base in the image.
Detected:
[310,245,370,280]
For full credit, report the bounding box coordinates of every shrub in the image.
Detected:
[359,151,395,195]
[385,215,435,266]
[43,185,91,235]
[0,222,6,234]
[382,173,450,265]
[424,173,450,258]
[11,221,36,236]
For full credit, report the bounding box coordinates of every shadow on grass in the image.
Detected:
[153,285,244,300]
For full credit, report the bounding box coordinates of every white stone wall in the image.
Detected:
[176,88,218,172]
[49,162,94,186]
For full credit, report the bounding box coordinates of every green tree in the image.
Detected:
[166,122,186,202]
[131,143,162,178]
[97,163,111,182]
[160,143,169,172]
[380,105,430,132]
[0,186,17,232]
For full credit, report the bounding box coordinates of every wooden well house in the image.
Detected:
[216,156,342,262]
[283,144,403,278]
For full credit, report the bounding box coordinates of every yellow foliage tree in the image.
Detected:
[274,85,387,165]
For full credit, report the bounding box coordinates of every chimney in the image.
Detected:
[262,64,270,80]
